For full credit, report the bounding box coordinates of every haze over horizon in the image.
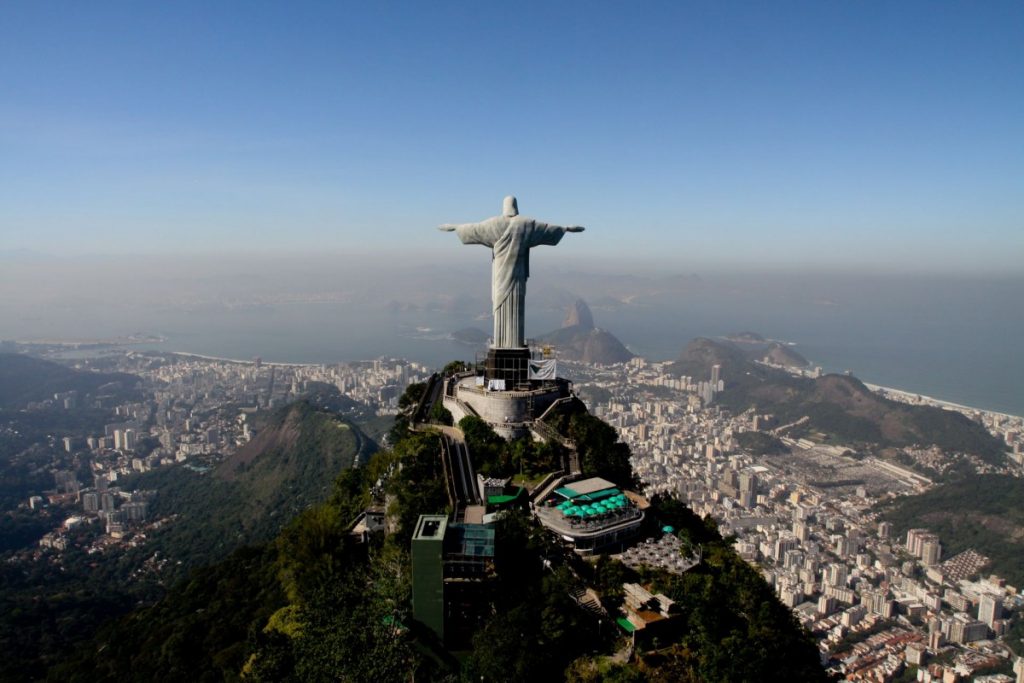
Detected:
[5,6,1024,682]
[2,2,1022,273]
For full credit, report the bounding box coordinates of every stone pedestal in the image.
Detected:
[485,347,532,387]
[443,375,570,440]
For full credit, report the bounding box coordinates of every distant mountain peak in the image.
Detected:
[562,298,595,331]
[539,299,632,364]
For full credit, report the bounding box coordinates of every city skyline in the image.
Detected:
[2,2,1022,272]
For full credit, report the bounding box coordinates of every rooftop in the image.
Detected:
[564,477,618,496]
[413,514,448,542]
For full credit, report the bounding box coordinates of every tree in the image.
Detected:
[458,416,508,476]
[442,360,469,375]
[429,400,453,426]
[568,412,636,487]
[397,383,426,412]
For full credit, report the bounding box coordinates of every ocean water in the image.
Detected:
[4,272,1022,416]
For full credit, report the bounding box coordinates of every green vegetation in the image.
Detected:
[115,400,372,576]
[45,380,825,682]
[566,496,826,682]
[1006,612,1024,657]
[397,382,426,412]
[459,415,565,479]
[442,360,470,375]
[0,356,155,680]
[429,398,453,425]
[0,355,143,510]
[576,383,612,408]
[464,510,609,680]
[0,398,371,681]
[390,381,427,443]
[50,545,285,683]
[669,338,1004,460]
[0,353,141,409]
[735,431,790,456]
[545,402,636,486]
[878,474,1024,587]
[389,432,449,546]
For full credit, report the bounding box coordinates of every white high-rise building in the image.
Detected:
[921,538,942,566]
[826,563,848,587]
[978,594,1002,628]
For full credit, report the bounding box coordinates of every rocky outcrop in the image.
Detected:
[539,300,633,365]
[761,342,809,369]
[562,299,595,331]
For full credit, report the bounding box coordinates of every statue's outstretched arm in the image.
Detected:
[437,217,504,246]
[528,221,585,247]
[534,221,585,233]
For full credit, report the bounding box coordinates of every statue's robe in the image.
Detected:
[452,217,568,348]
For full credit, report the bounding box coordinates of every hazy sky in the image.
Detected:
[1,2,1021,272]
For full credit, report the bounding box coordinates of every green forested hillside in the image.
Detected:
[52,386,827,682]
[669,338,1004,460]
[122,400,373,576]
[0,354,143,508]
[0,353,140,408]
[879,474,1024,587]
[0,399,372,681]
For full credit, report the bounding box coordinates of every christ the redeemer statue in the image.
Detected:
[439,196,584,350]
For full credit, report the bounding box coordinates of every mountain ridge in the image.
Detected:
[668,338,1004,459]
[539,299,634,364]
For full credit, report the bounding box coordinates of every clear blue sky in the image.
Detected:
[1,1,1021,272]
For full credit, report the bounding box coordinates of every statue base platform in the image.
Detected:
[443,373,571,440]
[485,347,532,387]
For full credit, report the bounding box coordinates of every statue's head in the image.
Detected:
[502,195,519,218]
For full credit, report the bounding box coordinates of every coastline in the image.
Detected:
[170,349,1022,423]
[862,381,1022,422]
[751,360,1022,423]
[15,338,1022,421]
[166,351,319,368]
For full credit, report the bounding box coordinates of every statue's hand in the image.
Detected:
[438,224,457,232]
[565,226,585,233]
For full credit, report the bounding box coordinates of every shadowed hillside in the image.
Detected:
[668,338,1004,459]
[879,474,1024,587]
[0,399,374,681]
[122,400,374,576]
[0,353,141,408]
